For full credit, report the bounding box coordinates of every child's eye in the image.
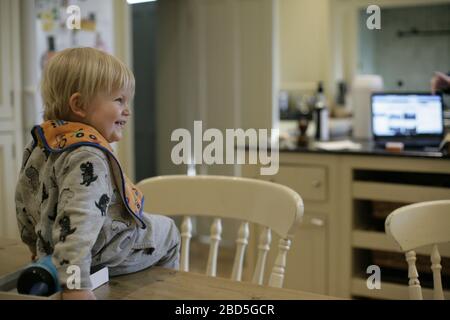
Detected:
[115,97,123,103]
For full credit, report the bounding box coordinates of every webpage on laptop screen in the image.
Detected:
[372,95,443,137]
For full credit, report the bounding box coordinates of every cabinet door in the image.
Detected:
[0,0,22,239]
[267,165,329,293]
[243,163,329,294]
[0,0,13,120]
[270,164,328,202]
[0,134,19,239]
[283,212,328,294]
[252,211,328,294]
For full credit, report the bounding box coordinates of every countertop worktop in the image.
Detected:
[237,134,450,160]
[275,138,450,159]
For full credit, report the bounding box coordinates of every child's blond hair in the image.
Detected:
[41,47,135,121]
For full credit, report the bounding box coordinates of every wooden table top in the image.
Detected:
[0,237,338,300]
[94,266,337,300]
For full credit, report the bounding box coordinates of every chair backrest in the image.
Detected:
[385,200,450,300]
[136,175,304,288]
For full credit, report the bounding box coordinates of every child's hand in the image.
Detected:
[62,289,97,300]
[28,245,37,262]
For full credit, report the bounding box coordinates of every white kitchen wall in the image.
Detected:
[279,0,332,95]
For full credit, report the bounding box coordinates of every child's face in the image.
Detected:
[83,90,131,143]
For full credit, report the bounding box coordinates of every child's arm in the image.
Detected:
[16,200,37,260]
[51,147,113,292]
[15,214,37,260]
[15,143,37,257]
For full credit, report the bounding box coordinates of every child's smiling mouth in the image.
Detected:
[115,120,127,128]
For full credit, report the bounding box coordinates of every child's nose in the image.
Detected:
[123,107,132,117]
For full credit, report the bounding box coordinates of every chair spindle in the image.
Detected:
[180,216,192,272]
[206,218,222,277]
[252,227,271,285]
[231,221,249,281]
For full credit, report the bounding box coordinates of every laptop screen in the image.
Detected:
[371,93,444,140]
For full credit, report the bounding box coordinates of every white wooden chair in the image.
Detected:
[385,200,450,300]
[136,175,304,288]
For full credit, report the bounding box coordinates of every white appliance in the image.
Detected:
[351,75,384,140]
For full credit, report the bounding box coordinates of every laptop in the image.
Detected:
[371,92,445,149]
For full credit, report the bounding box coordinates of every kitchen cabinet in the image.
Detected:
[340,155,450,299]
[0,134,18,239]
[242,153,340,295]
[0,0,23,240]
[242,150,450,299]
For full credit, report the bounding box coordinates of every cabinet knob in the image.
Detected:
[308,217,325,227]
[312,180,321,188]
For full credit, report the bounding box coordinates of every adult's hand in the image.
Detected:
[431,71,450,94]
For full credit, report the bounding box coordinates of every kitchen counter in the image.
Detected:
[277,139,449,159]
[241,142,450,299]
[284,143,448,159]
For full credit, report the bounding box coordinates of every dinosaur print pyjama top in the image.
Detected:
[15,141,180,289]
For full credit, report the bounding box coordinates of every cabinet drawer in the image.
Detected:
[271,165,327,202]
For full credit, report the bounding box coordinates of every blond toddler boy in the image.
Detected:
[15,47,180,300]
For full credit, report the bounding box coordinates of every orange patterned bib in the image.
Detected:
[32,120,146,228]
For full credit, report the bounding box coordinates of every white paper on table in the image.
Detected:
[90,267,109,290]
[313,140,362,151]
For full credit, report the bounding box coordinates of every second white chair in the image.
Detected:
[385,200,450,300]
[136,175,304,288]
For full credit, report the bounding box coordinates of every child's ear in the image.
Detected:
[68,93,87,118]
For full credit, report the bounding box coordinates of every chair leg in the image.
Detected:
[406,250,423,300]
[431,245,444,300]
